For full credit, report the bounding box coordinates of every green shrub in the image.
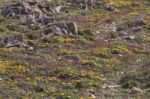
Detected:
[111,44,131,54]
[92,48,111,58]
[82,59,98,67]
[78,29,95,41]
[0,15,5,22]
[110,32,117,38]
[0,26,6,32]
[120,74,141,88]
[122,80,141,88]
[146,83,150,88]
[74,80,88,89]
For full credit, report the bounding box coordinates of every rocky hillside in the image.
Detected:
[0,0,150,98]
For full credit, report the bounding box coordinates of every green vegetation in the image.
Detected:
[0,0,150,98]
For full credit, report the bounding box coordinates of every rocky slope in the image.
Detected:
[0,0,150,98]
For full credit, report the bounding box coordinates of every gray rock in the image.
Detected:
[132,27,142,32]
[0,78,3,81]
[132,2,141,7]
[2,3,28,18]
[129,87,144,94]
[106,5,117,11]
[0,35,29,48]
[2,1,42,20]
[121,32,128,36]
[45,21,78,36]
[102,84,121,89]
[53,27,64,36]
[87,89,96,99]
[28,46,34,50]
[129,19,145,28]
[53,6,64,13]
[124,36,135,40]
[26,18,36,25]
[66,22,78,35]
[38,17,55,25]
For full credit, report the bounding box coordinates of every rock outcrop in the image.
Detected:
[44,21,78,36]
[2,1,42,19]
[1,1,58,25]
[1,1,79,37]
[0,35,29,48]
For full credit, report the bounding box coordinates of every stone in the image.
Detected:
[106,5,117,11]
[26,18,36,25]
[38,17,55,25]
[87,89,95,94]
[0,78,3,81]
[53,27,64,36]
[119,32,128,36]
[66,22,78,35]
[46,21,78,36]
[1,1,42,20]
[53,6,64,13]
[132,27,142,32]
[0,35,29,48]
[87,89,96,99]
[129,19,145,28]
[130,87,144,94]
[124,36,135,40]
[2,3,27,18]
[89,94,96,99]
[131,2,141,7]
[102,84,121,89]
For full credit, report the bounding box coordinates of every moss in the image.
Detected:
[0,15,5,22]
[82,58,100,67]
[111,44,131,54]
[122,80,141,88]
[78,29,95,41]
[92,48,111,58]
[107,0,132,8]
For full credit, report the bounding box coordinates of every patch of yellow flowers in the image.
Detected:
[0,59,27,75]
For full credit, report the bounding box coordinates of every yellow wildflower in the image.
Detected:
[60,93,65,96]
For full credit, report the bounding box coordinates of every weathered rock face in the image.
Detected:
[1,1,79,37]
[0,35,28,48]
[2,1,42,19]
[1,1,66,25]
[129,19,146,28]
[129,87,144,94]
[55,21,78,35]
[106,5,118,11]
[38,17,55,25]
[44,21,78,36]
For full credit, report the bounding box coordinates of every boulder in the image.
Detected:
[1,1,42,19]
[37,17,55,25]
[67,22,78,35]
[124,36,135,40]
[129,19,146,28]
[2,3,26,18]
[45,21,78,36]
[53,6,64,13]
[53,26,64,36]
[106,5,117,11]
[0,35,29,48]
[130,87,144,94]
[43,21,78,37]
[131,2,141,7]
[0,78,3,81]
[87,89,96,99]
[26,15,36,25]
